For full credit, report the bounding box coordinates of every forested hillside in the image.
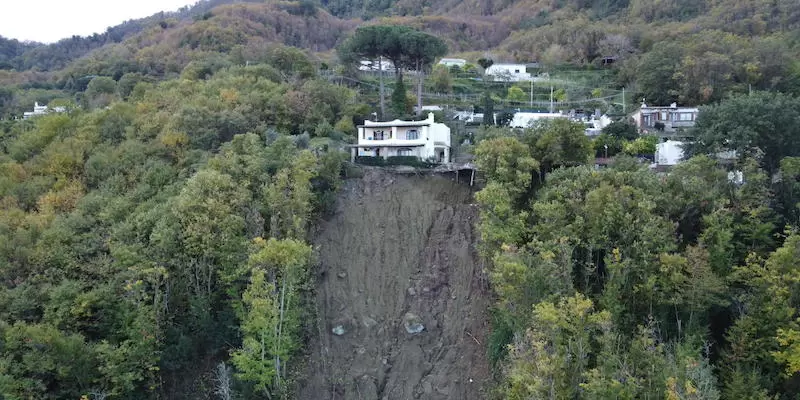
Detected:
[3,0,800,116]
[473,110,800,399]
[2,0,800,398]
[0,49,365,398]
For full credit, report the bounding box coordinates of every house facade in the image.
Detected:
[631,102,699,134]
[485,63,532,82]
[655,140,685,166]
[351,113,451,163]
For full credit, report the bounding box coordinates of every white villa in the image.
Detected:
[351,113,451,163]
[485,63,532,82]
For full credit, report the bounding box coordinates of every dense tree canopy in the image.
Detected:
[0,59,352,399]
[474,93,800,400]
[688,91,800,173]
[2,1,800,399]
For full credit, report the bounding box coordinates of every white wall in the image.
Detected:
[486,64,532,82]
[510,112,567,128]
[356,113,451,162]
[655,140,684,165]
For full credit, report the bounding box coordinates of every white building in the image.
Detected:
[358,59,395,72]
[631,102,699,134]
[351,113,451,163]
[583,115,613,136]
[414,105,443,113]
[438,58,467,68]
[655,140,685,166]
[510,112,567,128]
[22,102,66,119]
[654,140,739,170]
[485,63,532,82]
[453,111,484,124]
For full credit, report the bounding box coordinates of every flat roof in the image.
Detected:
[358,123,431,128]
[346,143,426,148]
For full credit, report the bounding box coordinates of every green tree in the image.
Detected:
[602,120,638,140]
[474,137,538,192]
[232,237,312,396]
[634,43,682,106]
[391,76,409,117]
[0,322,96,399]
[477,57,494,73]
[85,76,117,109]
[265,150,317,239]
[430,65,453,93]
[623,135,657,156]
[481,93,494,126]
[523,118,593,176]
[506,86,527,103]
[398,30,447,115]
[504,294,610,400]
[687,91,800,173]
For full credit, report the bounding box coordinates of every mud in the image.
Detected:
[299,168,491,400]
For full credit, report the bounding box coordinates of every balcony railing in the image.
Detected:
[364,137,427,146]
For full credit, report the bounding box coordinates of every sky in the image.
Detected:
[0,0,200,43]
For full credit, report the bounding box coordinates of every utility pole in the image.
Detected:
[379,56,385,120]
[550,86,554,113]
[622,87,626,114]
[530,79,533,108]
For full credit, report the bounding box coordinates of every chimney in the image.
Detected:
[428,112,435,122]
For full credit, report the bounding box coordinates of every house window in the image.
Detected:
[679,113,694,121]
[660,111,667,120]
[514,69,520,73]
[374,130,386,140]
[398,148,413,156]
[406,130,419,140]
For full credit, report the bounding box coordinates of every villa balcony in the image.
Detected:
[362,137,427,147]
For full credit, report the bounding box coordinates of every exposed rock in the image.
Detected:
[362,316,378,328]
[403,312,425,334]
[300,170,490,399]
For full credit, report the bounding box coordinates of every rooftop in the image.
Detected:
[361,113,437,128]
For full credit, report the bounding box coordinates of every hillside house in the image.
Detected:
[351,113,451,163]
[485,63,532,82]
[509,112,567,128]
[23,102,65,119]
[438,58,467,68]
[631,102,699,134]
[654,139,737,170]
[359,59,395,72]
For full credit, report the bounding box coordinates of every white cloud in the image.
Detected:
[0,0,199,43]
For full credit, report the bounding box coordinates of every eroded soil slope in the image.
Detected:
[300,168,490,399]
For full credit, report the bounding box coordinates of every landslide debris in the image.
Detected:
[300,168,491,399]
